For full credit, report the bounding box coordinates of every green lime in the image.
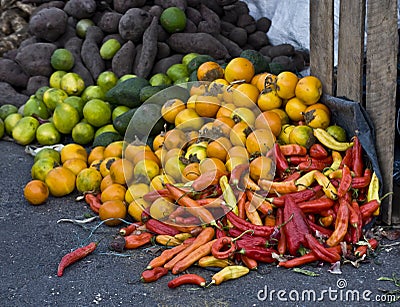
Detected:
[94,124,119,139]
[64,96,85,119]
[160,7,187,34]
[0,118,4,139]
[326,125,347,142]
[97,71,118,92]
[111,105,130,121]
[174,77,189,85]
[42,88,68,111]
[49,71,67,89]
[118,74,137,83]
[31,158,59,181]
[23,95,50,119]
[100,39,121,60]
[34,148,61,164]
[81,85,105,102]
[166,63,189,82]
[4,113,22,135]
[35,122,61,145]
[12,116,39,145]
[72,121,95,145]
[35,86,50,101]
[76,19,95,38]
[182,53,200,67]
[52,103,80,134]
[83,99,112,128]
[149,73,172,86]
[0,104,18,120]
[51,49,75,71]
[60,72,85,96]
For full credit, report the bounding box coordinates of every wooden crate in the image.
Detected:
[309,0,398,224]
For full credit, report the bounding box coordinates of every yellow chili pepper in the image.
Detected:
[295,170,317,191]
[323,151,342,176]
[220,175,238,215]
[155,235,182,247]
[210,265,250,285]
[313,170,338,200]
[367,171,380,216]
[198,255,234,268]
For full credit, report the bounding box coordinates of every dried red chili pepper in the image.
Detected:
[168,274,206,288]
[297,196,335,213]
[351,200,362,243]
[124,232,153,249]
[169,206,186,220]
[352,136,364,177]
[141,267,168,283]
[354,238,379,257]
[211,237,236,259]
[145,218,181,236]
[340,146,353,169]
[259,179,298,194]
[326,198,349,247]
[296,158,333,172]
[351,169,372,189]
[237,191,247,219]
[305,234,340,263]
[276,208,287,255]
[283,195,311,255]
[307,219,334,237]
[225,210,275,238]
[237,245,276,263]
[360,200,380,220]
[263,185,323,207]
[278,245,342,268]
[119,222,142,236]
[174,216,201,225]
[227,228,269,247]
[57,242,97,277]
[143,188,172,203]
[280,144,307,156]
[309,143,329,159]
[84,193,101,214]
[241,254,258,270]
[337,165,352,198]
[274,143,290,176]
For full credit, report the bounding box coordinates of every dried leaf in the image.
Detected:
[292,268,320,277]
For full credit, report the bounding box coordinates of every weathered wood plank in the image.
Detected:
[336,0,365,104]
[365,0,398,224]
[309,0,335,95]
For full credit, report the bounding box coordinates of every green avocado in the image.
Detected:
[105,77,150,108]
[112,107,138,136]
[240,49,269,74]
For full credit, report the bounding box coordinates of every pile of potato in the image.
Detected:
[0,0,307,107]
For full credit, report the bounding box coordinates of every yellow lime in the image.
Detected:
[64,96,85,119]
[76,167,103,193]
[72,122,95,145]
[166,63,189,82]
[81,85,105,102]
[149,73,172,86]
[4,113,22,135]
[34,148,61,164]
[83,99,112,127]
[31,157,59,181]
[36,122,61,145]
[160,7,187,33]
[49,71,67,89]
[50,48,75,71]
[97,71,118,92]
[0,104,18,120]
[23,95,50,119]
[60,72,85,96]
[52,103,80,134]
[182,53,200,67]
[0,118,4,139]
[118,74,137,83]
[42,88,68,111]
[34,86,50,101]
[111,105,130,121]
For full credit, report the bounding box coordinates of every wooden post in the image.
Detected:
[336,0,365,104]
[365,0,398,224]
[309,0,335,95]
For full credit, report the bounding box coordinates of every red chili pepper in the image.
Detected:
[192,169,227,191]
[282,171,302,182]
[297,196,335,213]
[124,232,153,249]
[287,155,310,165]
[280,144,307,156]
[360,200,380,220]
[259,179,298,195]
[227,228,269,247]
[229,163,250,186]
[168,274,206,288]
[241,255,258,270]
[216,227,226,239]
[237,245,276,263]
[351,168,372,189]
[278,245,342,268]
[309,143,329,159]
[237,191,246,219]
[337,165,352,198]
[57,242,97,277]
[283,195,311,255]
[119,222,142,236]
[274,143,290,176]
[141,267,168,283]
[175,216,201,225]
[305,234,340,263]
[351,200,362,243]
[307,220,334,237]
[225,210,275,238]
[84,193,101,214]
[276,208,287,255]
[296,158,333,171]
[265,185,323,207]
[354,238,379,257]
[326,198,349,247]
[145,218,181,236]
[352,136,364,177]
[342,198,358,228]
[211,237,236,259]
[169,206,186,220]
[340,146,353,169]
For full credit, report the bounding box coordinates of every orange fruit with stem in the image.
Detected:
[24,180,49,205]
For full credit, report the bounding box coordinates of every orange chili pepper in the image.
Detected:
[326,199,349,247]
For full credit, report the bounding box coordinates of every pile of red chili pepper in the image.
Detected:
[58,135,381,287]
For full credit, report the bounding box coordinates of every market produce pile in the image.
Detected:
[0,0,381,289]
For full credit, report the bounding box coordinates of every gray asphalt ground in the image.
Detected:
[1,139,400,307]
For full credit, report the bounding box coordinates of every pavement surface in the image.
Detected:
[1,139,400,307]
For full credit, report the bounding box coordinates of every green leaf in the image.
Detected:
[292,268,320,277]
